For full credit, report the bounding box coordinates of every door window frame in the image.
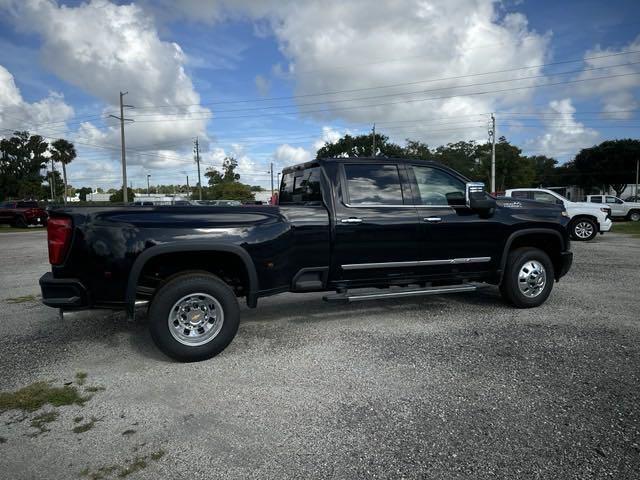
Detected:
[405,164,468,209]
[339,162,414,208]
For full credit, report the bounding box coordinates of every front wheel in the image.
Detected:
[628,211,640,222]
[569,217,597,241]
[148,273,240,362]
[12,216,27,228]
[500,247,554,308]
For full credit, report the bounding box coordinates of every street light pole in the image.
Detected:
[147,174,151,197]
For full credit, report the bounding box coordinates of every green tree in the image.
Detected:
[0,131,49,200]
[527,155,558,187]
[205,157,241,186]
[109,187,135,203]
[572,139,640,197]
[402,139,433,161]
[203,182,255,202]
[432,141,478,178]
[76,187,93,201]
[474,137,535,192]
[49,139,76,204]
[316,133,404,158]
[44,170,65,201]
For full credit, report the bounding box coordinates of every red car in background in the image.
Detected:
[0,200,48,227]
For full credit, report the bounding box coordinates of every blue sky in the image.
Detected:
[0,0,639,190]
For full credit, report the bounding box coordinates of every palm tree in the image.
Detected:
[50,139,76,204]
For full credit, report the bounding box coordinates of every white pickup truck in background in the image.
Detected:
[586,195,640,222]
[505,188,612,241]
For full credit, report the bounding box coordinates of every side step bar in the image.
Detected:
[323,284,480,303]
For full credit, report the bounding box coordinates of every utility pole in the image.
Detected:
[50,158,56,201]
[147,174,151,196]
[371,123,376,157]
[194,137,202,200]
[636,158,639,199]
[186,175,190,200]
[109,91,134,203]
[490,113,496,194]
[270,162,274,196]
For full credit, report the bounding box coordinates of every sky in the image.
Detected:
[0,0,639,191]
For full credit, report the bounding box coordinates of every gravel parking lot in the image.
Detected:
[0,229,639,479]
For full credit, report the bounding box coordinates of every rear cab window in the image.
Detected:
[279,166,323,205]
[590,196,603,203]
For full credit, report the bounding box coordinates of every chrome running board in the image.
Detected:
[323,284,480,303]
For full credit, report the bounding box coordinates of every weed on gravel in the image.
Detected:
[29,411,59,436]
[0,381,89,413]
[79,449,166,479]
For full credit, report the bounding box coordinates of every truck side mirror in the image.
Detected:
[465,182,496,215]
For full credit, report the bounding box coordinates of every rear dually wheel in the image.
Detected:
[148,273,240,362]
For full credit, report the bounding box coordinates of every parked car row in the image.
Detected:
[0,201,48,227]
[504,188,613,241]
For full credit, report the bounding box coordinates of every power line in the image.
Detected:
[127,59,640,118]
[129,49,640,110]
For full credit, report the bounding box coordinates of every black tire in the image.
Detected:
[12,216,27,228]
[500,247,554,308]
[627,210,640,222]
[148,273,240,362]
[569,217,597,241]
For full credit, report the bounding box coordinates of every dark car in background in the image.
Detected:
[0,200,48,227]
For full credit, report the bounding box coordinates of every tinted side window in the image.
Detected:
[17,201,37,208]
[510,191,531,200]
[280,168,323,204]
[532,191,559,204]
[293,168,322,204]
[279,172,295,203]
[344,164,404,205]
[411,165,465,206]
[590,196,602,203]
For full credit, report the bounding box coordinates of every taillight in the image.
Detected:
[47,217,72,265]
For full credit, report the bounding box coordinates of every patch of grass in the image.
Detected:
[5,294,37,304]
[75,372,88,386]
[613,221,640,237]
[79,448,166,479]
[85,386,105,393]
[150,449,165,461]
[79,465,119,480]
[117,456,148,478]
[72,416,99,434]
[30,411,59,435]
[0,381,89,413]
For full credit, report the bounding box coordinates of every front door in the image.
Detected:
[332,162,421,285]
[407,164,502,278]
[605,196,626,217]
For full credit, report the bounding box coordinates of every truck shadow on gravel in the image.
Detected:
[4,286,508,367]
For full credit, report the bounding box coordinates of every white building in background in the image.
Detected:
[86,192,111,202]
[253,191,272,204]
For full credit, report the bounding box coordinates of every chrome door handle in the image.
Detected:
[424,217,442,223]
[341,217,363,224]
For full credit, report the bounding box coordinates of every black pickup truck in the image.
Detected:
[40,157,572,361]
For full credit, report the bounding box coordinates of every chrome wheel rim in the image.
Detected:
[518,260,547,298]
[168,293,224,346]
[574,221,594,239]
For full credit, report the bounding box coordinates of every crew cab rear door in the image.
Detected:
[406,164,502,277]
[332,161,421,284]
